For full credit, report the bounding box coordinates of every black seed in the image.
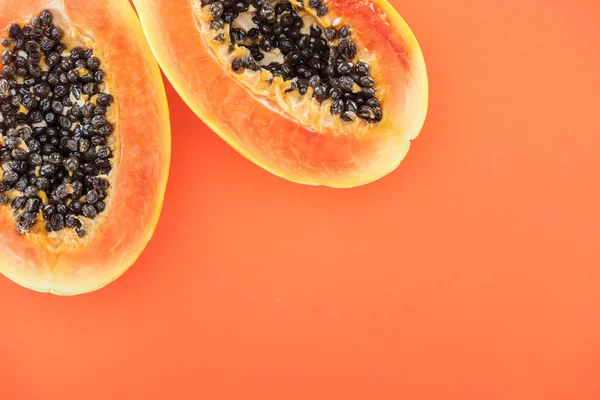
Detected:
[70,200,83,214]
[22,93,36,109]
[287,29,300,42]
[222,9,238,24]
[97,93,113,106]
[44,112,56,125]
[93,177,109,191]
[0,194,8,204]
[95,201,105,213]
[64,156,79,172]
[247,28,259,39]
[53,84,68,98]
[297,35,310,50]
[5,137,20,149]
[339,26,350,38]
[36,177,50,191]
[81,72,94,83]
[75,226,86,237]
[357,105,373,119]
[94,70,105,83]
[40,10,53,26]
[258,3,276,21]
[286,51,303,65]
[12,196,27,210]
[24,185,38,197]
[370,107,383,122]
[86,189,99,204]
[359,76,374,88]
[361,87,375,98]
[316,4,328,16]
[234,0,249,12]
[40,163,56,177]
[71,181,83,196]
[81,163,98,176]
[324,64,336,78]
[211,18,225,30]
[96,146,111,159]
[345,99,358,113]
[28,64,42,78]
[339,76,355,92]
[1,51,13,65]
[67,69,79,82]
[11,148,28,161]
[58,116,71,129]
[56,204,69,216]
[91,136,106,146]
[28,153,43,167]
[91,115,107,128]
[337,61,354,75]
[25,40,39,53]
[308,75,321,88]
[25,197,41,213]
[16,219,34,234]
[9,24,20,39]
[15,179,27,191]
[83,82,96,95]
[39,98,51,112]
[82,204,97,219]
[329,87,342,100]
[280,14,294,28]
[93,106,107,116]
[231,58,242,74]
[28,139,41,153]
[50,213,65,230]
[324,27,337,41]
[3,65,15,76]
[71,84,82,100]
[70,47,84,60]
[309,25,323,38]
[309,0,322,8]
[259,37,273,52]
[29,110,44,123]
[341,111,356,122]
[210,2,224,17]
[65,214,80,228]
[8,161,26,174]
[345,44,357,59]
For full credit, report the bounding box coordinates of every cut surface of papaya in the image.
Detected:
[0,0,170,295]
[134,0,427,187]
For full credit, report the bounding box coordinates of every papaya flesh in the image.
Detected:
[0,0,170,295]
[134,0,427,187]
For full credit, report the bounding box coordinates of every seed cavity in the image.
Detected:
[0,10,115,237]
[200,0,383,124]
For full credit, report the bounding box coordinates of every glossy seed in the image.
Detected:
[82,204,97,219]
[330,99,344,114]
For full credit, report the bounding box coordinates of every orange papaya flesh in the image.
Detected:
[0,0,170,295]
[134,0,427,187]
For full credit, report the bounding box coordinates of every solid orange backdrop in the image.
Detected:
[1,0,600,399]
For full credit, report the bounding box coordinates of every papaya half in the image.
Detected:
[0,0,170,294]
[134,0,427,187]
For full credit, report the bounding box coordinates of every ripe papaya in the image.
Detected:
[134,0,427,187]
[0,0,170,294]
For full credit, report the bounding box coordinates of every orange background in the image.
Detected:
[2,0,600,398]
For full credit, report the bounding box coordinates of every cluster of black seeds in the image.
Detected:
[0,10,114,236]
[203,0,383,123]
